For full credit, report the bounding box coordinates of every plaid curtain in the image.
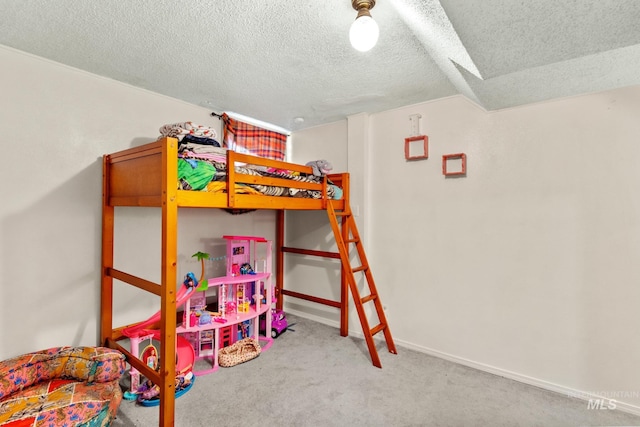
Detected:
[222,113,286,161]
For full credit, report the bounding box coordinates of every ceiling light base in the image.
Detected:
[352,0,376,12]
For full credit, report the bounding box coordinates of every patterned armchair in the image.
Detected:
[0,346,125,426]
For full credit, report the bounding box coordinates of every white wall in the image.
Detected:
[287,88,640,412]
[283,121,349,321]
[0,45,276,359]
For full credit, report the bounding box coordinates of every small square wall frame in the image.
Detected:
[404,135,429,161]
[442,153,467,176]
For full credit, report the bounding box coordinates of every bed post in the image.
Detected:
[276,210,285,311]
[340,208,349,337]
[340,174,350,337]
[101,155,114,346]
[159,138,178,426]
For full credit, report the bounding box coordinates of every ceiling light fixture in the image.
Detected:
[349,0,379,52]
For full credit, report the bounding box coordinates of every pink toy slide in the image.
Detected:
[122,284,194,338]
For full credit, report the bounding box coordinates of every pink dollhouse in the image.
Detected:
[176,235,274,375]
[124,235,275,396]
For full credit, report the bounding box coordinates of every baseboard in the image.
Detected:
[286,310,640,417]
[397,339,640,417]
[285,307,341,328]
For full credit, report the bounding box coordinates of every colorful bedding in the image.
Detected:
[177,146,343,200]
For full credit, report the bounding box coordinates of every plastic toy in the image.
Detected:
[142,346,158,370]
[123,333,195,403]
[240,262,255,275]
[199,311,212,324]
[183,272,198,288]
[132,372,195,407]
[126,235,276,378]
[231,263,241,276]
[261,309,288,338]
[191,251,211,290]
[137,379,160,401]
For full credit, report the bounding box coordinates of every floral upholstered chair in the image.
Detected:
[0,346,125,426]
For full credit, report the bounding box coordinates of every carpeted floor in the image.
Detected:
[114,314,640,427]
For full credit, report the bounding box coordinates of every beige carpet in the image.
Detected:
[114,314,640,427]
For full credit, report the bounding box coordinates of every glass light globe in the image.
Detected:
[349,15,379,52]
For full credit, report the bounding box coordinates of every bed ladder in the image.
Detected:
[327,202,397,368]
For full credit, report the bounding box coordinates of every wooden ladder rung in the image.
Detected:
[327,203,397,368]
[370,323,386,336]
[360,294,377,304]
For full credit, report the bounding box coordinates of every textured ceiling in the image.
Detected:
[1,0,640,131]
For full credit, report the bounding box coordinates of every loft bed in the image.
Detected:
[101,136,395,426]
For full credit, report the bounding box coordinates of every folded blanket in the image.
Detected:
[159,121,218,142]
[182,134,221,147]
[181,145,227,159]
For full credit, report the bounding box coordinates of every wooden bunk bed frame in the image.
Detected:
[101,137,395,426]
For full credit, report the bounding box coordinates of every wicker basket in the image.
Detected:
[218,337,261,367]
